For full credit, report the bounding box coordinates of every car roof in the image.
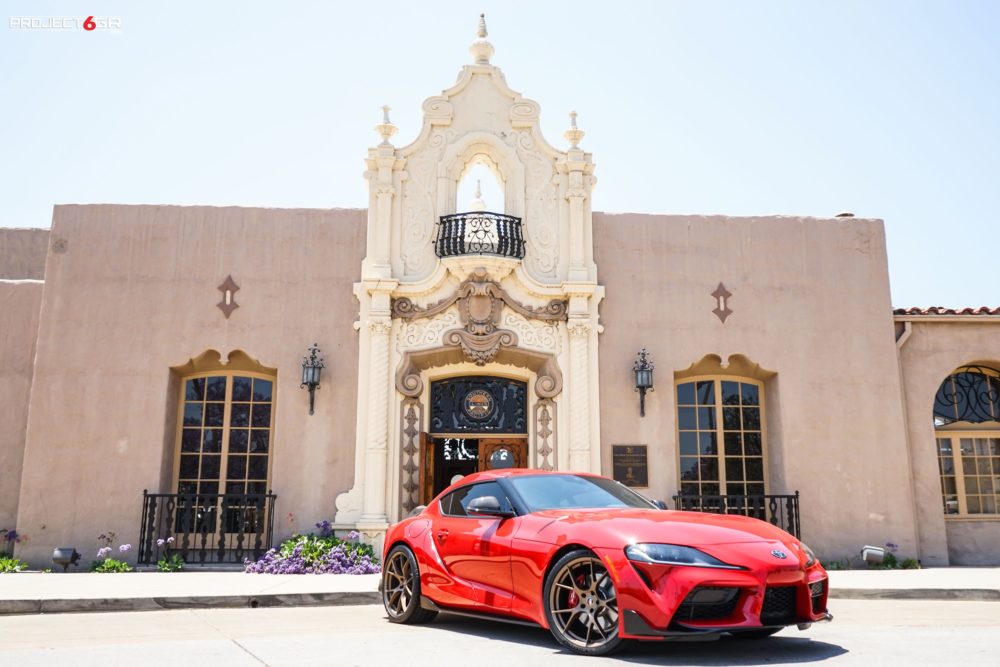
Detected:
[457,469,600,484]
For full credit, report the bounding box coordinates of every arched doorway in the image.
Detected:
[419,376,530,503]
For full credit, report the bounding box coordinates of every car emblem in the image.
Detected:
[771,549,787,559]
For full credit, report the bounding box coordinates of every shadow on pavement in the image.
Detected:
[428,613,848,664]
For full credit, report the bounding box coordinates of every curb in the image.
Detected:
[3,587,997,616]
[0,590,381,616]
[830,588,1000,602]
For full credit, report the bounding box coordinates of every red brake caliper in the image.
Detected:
[567,573,586,607]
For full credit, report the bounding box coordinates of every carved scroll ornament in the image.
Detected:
[391,267,567,367]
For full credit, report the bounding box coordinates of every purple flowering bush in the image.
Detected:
[244,529,380,574]
[1,529,28,573]
[90,532,134,573]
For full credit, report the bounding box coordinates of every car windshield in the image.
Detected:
[507,474,657,512]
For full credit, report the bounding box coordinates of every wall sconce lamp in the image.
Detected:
[52,547,81,572]
[633,348,654,417]
[300,343,324,415]
[860,545,886,566]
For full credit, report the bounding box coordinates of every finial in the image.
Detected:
[469,179,486,212]
[470,13,495,65]
[374,104,397,146]
[564,110,585,149]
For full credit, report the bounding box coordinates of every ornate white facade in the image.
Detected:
[335,17,604,547]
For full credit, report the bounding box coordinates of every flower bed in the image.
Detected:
[244,529,380,574]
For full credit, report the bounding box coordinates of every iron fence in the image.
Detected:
[435,211,525,259]
[671,491,800,539]
[138,490,276,566]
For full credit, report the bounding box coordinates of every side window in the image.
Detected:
[440,481,513,517]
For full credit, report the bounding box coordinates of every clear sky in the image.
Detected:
[2,1,998,308]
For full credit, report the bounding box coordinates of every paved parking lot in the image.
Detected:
[2,599,998,666]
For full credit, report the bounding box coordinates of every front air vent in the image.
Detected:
[761,586,797,624]
[674,586,741,621]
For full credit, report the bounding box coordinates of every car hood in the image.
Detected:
[521,508,796,547]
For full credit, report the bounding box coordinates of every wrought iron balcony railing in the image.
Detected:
[672,491,800,539]
[435,211,525,259]
[138,491,276,566]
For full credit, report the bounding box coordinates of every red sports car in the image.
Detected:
[380,469,832,655]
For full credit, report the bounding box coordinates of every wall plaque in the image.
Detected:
[612,445,648,488]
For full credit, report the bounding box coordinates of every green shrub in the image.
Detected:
[0,555,28,573]
[900,557,921,569]
[821,557,850,570]
[91,558,133,573]
[157,554,185,572]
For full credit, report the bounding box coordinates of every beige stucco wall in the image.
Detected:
[897,319,1000,565]
[0,280,43,534]
[0,228,49,280]
[594,212,918,562]
[15,205,366,566]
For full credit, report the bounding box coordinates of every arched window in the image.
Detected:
[457,161,505,214]
[933,365,1000,516]
[171,351,277,499]
[675,377,766,497]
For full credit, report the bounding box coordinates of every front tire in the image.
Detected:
[382,544,437,624]
[543,549,624,655]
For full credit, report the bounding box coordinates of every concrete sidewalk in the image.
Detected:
[0,568,997,615]
[827,567,1000,601]
[0,572,381,614]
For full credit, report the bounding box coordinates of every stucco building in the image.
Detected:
[2,18,998,568]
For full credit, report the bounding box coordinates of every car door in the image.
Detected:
[434,481,516,611]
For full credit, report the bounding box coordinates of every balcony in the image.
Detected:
[435,211,525,259]
[137,491,276,566]
[672,491,800,539]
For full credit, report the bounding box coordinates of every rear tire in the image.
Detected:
[543,549,624,656]
[382,544,437,624]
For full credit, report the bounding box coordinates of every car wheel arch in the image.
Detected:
[542,543,595,584]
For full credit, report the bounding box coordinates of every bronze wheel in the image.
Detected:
[382,545,437,624]
[544,550,623,655]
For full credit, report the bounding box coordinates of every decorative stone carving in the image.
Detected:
[535,399,556,471]
[393,267,567,320]
[396,309,460,349]
[443,328,517,365]
[392,267,566,367]
[501,311,560,353]
[395,346,563,400]
[505,130,559,278]
[399,399,421,513]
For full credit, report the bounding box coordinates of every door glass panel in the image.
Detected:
[489,447,515,469]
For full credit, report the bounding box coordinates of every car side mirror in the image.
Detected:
[654,499,668,510]
[466,495,515,519]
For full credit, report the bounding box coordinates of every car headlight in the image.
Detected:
[625,543,745,570]
[801,542,817,567]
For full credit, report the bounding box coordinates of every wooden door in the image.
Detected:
[418,433,434,506]
[479,438,528,471]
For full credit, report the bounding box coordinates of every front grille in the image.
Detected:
[810,579,826,613]
[761,586,798,624]
[674,586,741,621]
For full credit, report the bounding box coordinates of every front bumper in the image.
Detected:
[592,546,832,641]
